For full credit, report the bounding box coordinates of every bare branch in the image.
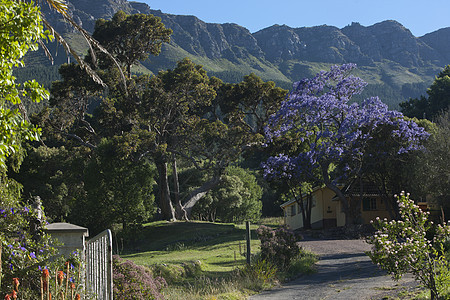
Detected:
[64,133,96,149]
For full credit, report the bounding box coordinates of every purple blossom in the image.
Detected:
[263,64,430,183]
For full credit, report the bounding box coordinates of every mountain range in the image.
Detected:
[19,0,450,108]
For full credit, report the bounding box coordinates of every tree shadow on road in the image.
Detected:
[287,251,385,286]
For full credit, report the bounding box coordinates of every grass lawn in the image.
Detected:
[116,218,316,299]
[121,220,265,274]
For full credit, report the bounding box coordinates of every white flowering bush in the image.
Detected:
[367,192,450,300]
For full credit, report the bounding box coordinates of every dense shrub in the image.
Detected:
[113,256,167,300]
[191,166,262,223]
[256,225,302,269]
[367,192,450,300]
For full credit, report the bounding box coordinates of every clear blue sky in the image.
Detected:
[141,0,447,37]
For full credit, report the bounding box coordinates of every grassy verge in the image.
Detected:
[119,218,316,299]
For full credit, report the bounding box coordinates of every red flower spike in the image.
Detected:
[75,294,81,300]
[4,294,11,300]
[57,271,64,284]
[12,278,19,291]
[42,269,50,280]
[10,291,16,300]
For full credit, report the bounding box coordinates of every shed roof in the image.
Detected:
[46,222,89,236]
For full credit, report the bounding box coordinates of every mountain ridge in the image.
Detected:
[21,0,450,108]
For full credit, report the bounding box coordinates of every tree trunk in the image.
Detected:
[306,193,313,229]
[354,176,363,223]
[182,175,222,219]
[377,175,399,220]
[430,271,437,300]
[156,161,176,221]
[295,189,311,230]
[172,154,188,220]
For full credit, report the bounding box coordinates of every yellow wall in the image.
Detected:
[361,197,391,223]
[283,202,303,230]
[336,196,392,226]
[283,189,394,229]
[283,187,339,230]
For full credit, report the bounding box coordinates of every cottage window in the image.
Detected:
[363,198,377,211]
[290,205,296,216]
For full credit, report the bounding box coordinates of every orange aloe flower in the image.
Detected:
[57,271,64,284]
[10,291,16,300]
[75,294,80,300]
[42,269,50,280]
[4,294,11,300]
[70,283,76,290]
[42,269,50,291]
[12,278,19,291]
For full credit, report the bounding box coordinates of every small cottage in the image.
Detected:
[281,184,392,230]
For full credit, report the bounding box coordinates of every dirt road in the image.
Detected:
[249,239,418,300]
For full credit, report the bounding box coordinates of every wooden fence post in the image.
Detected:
[246,221,251,264]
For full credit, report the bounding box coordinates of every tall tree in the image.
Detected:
[218,73,288,134]
[93,10,172,78]
[410,111,450,214]
[264,64,430,225]
[400,65,450,120]
[139,59,218,220]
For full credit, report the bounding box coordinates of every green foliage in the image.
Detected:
[74,138,156,233]
[284,251,317,278]
[12,145,79,222]
[0,0,61,296]
[0,203,58,298]
[0,174,80,298]
[367,192,450,300]
[405,111,449,209]
[151,261,202,284]
[425,111,450,210]
[218,73,288,134]
[93,10,172,77]
[191,166,263,223]
[235,258,278,291]
[400,65,450,120]
[34,253,86,300]
[151,263,185,283]
[14,140,157,234]
[0,0,50,172]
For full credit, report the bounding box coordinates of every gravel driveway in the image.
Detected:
[249,239,418,300]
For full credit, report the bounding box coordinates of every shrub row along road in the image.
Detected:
[250,239,418,300]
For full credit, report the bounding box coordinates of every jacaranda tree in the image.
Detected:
[263,64,429,225]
